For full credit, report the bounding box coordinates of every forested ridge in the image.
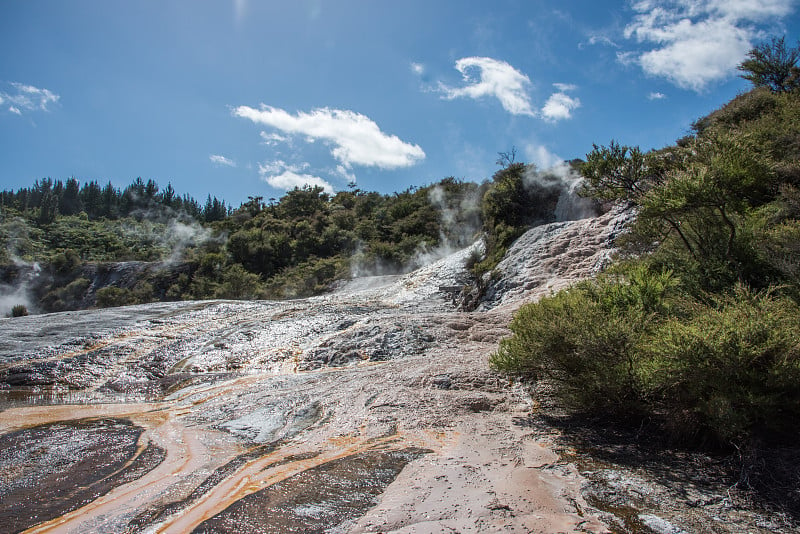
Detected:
[1,155,577,315]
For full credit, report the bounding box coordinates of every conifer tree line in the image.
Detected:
[0,177,230,224]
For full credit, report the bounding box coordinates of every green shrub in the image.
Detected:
[263,256,349,299]
[131,281,155,303]
[737,36,800,93]
[472,163,562,281]
[41,277,92,312]
[95,286,136,308]
[692,87,779,133]
[214,264,264,300]
[491,265,679,412]
[11,304,28,317]
[643,288,800,445]
[50,249,82,275]
[493,274,800,446]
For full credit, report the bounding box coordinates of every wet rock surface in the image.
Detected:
[478,205,634,311]
[0,418,165,533]
[193,447,430,534]
[512,379,800,534]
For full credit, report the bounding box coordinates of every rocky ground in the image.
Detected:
[0,207,796,533]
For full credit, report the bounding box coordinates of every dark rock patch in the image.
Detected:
[193,447,429,534]
[0,418,164,533]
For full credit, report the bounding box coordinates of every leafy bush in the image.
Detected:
[11,304,28,317]
[644,288,800,445]
[474,162,563,280]
[213,264,264,300]
[263,256,349,299]
[495,39,800,450]
[95,286,136,308]
[492,266,800,446]
[580,142,654,201]
[50,249,82,275]
[692,87,779,134]
[491,265,679,413]
[42,277,91,311]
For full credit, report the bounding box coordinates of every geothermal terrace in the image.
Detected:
[0,209,628,533]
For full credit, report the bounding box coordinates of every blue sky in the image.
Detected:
[1,1,798,206]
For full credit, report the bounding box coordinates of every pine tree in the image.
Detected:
[738,36,800,93]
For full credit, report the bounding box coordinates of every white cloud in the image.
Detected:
[265,171,334,194]
[0,82,59,114]
[707,0,794,20]
[648,91,667,100]
[209,154,236,167]
[258,161,334,194]
[622,0,796,91]
[234,0,247,21]
[616,50,637,66]
[258,160,308,174]
[541,84,581,122]
[234,105,425,170]
[334,164,356,183]
[588,34,621,48]
[411,62,425,75]
[260,131,289,146]
[553,83,577,92]
[633,18,751,90]
[438,57,536,116]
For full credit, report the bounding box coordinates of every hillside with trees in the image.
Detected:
[492,38,800,455]
[1,140,580,316]
[0,174,490,313]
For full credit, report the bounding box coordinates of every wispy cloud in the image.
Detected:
[260,131,289,146]
[333,164,356,183]
[411,62,425,75]
[541,83,581,122]
[209,154,236,167]
[648,91,667,100]
[621,0,796,92]
[234,0,247,23]
[553,83,577,92]
[233,105,425,170]
[1,82,59,114]
[258,160,334,194]
[437,57,536,116]
[587,34,621,48]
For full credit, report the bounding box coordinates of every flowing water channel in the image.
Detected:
[0,210,629,533]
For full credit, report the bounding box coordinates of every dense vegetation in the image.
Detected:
[473,159,570,277]
[0,174,498,312]
[1,132,583,314]
[492,39,800,448]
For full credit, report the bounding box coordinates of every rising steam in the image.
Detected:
[524,162,596,222]
[0,260,40,317]
[349,184,484,279]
